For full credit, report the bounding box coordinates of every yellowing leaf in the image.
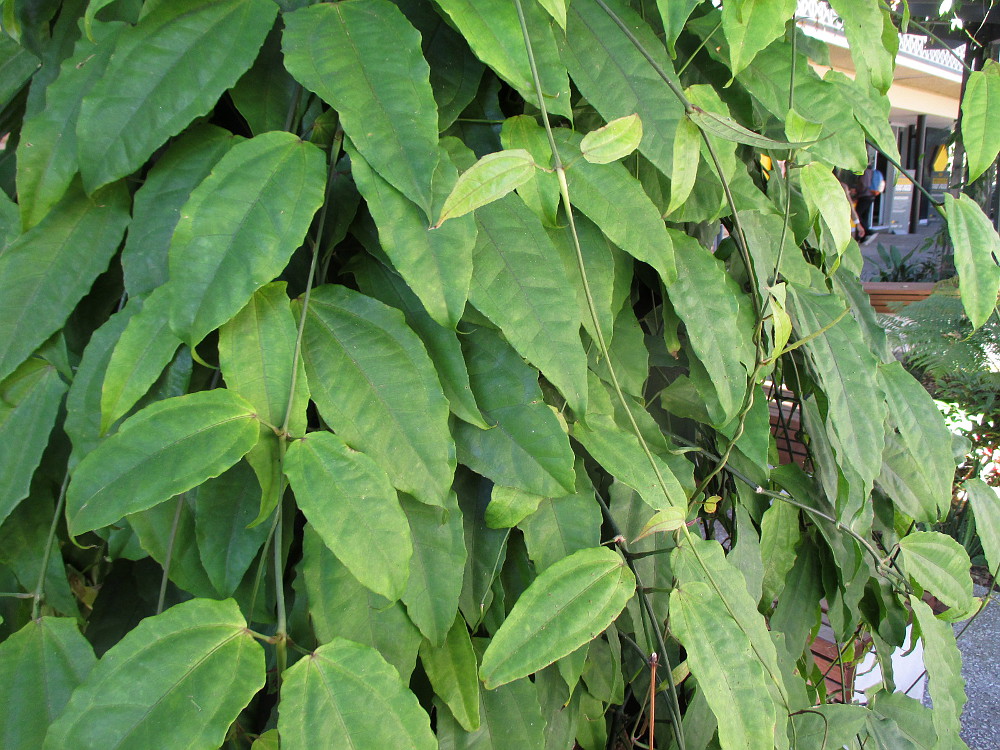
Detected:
[434,149,537,227]
[580,114,643,164]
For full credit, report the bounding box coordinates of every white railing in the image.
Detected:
[796,0,965,75]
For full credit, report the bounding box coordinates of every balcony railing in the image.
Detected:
[796,0,965,75]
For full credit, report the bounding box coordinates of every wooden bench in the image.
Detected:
[861,282,936,313]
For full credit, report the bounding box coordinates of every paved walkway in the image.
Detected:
[859,219,951,280]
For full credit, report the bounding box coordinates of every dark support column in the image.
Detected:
[909,114,927,233]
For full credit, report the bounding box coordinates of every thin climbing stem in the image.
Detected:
[32,472,69,619]
[156,494,185,615]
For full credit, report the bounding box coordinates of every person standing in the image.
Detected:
[856,161,885,243]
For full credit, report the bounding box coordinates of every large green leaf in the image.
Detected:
[826,0,895,93]
[911,596,966,748]
[665,233,755,426]
[348,139,476,329]
[15,22,120,229]
[66,389,260,534]
[898,531,973,613]
[670,581,776,750]
[479,546,635,688]
[800,162,852,257]
[520,485,602,572]
[435,670,547,750]
[944,192,1000,330]
[0,359,66,526]
[219,282,308,515]
[168,131,326,347]
[962,62,1000,182]
[100,288,182,435]
[877,361,954,522]
[43,598,265,750]
[420,615,481,732]
[457,472,510,629]
[285,431,412,602]
[557,128,677,286]
[402,493,467,646]
[299,525,422,679]
[966,479,1000,577]
[0,33,39,113]
[434,0,571,119]
[866,692,937,750]
[0,618,95,750]
[471,194,588,415]
[455,326,576,498]
[561,0,685,177]
[75,0,275,191]
[0,179,130,383]
[352,257,486,428]
[192,461,268,598]
[229,27,298,136]
[278,638,436,750]
[298,284,455,506]
[120,123,238,299]
[759,500,800,605]
[721,0,796,77]
[787,284,886,499]
[283,0,439,218]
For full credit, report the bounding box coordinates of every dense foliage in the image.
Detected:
[2,0,1000,748]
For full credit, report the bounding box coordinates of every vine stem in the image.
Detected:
[31,472,69,619]
[155,495,185,615]
[511,1,687,746]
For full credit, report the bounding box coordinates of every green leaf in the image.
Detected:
[670,581,776,750]
[556,127,677,286]
[0,33,39,113]
[666,116,701,216]
[100,288,182,435]
[348,139,477,329]
[66,389,260,535]
[402,493,467,646]
[351,257,487,428]
[218,282,308,515]
[665,233,755,426]
[298,285,455,507]
[192,461,268,598]
[966,479,1000,578]
[479,546,635,688]
[561,0,685,177]
[435,668,546,749]
[457,473,510,629]
[76,0,275,191]
[944,192,1000,330]
[121,123,237,299]
[15,22,120,229]
[43,599,265,750]
[867,692,937,750]
[635,507,687,540]
[580,114,643,164]
[911,596,966,748]
[83,0,117,40]
[0,179,130,383]
[455,326,576,498]
[229,27,298,137]
[721,0,796,77]
[759,500,800,605]
[800,162,852,257]
[826,0,895,93]
[436,149,537,226]
[129,496,217,599]
[283,0,439,218]
[419,615,481,732]
[0,618,95,750]
[299,525,422,679]
[471,195,588,415]
[278,638,436,750]
[486,485,545,529]
[962,62,1000,181]
[500,115,561,227]
[787,284,887,499]
[434,0,571,119]
[0,359,66,526]
[572,375,688,512]
[285,431,412,602]
[877,362,954,522]
[898,531,973,612]
[689,107,815,150]
[168,131,326,348]
[520,489,602,572]
[789,704,870,749]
